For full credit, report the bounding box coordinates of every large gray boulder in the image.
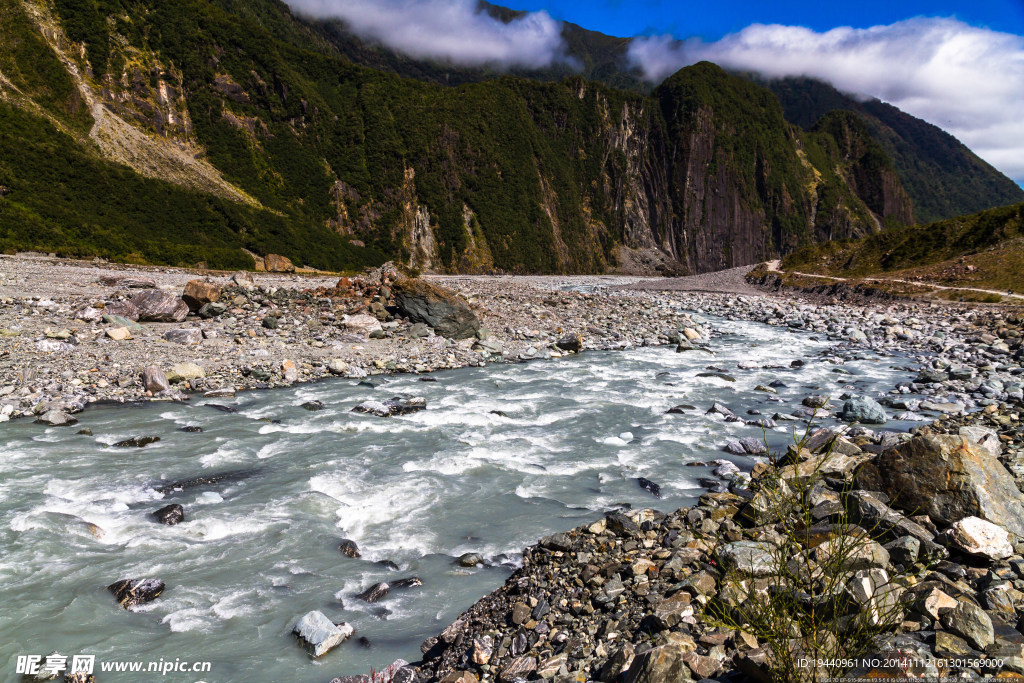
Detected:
[392,277,479,339]
[875,434,1024,538]
[840,397,887,424]
[130,291,188,323]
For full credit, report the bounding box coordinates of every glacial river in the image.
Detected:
[0,317,922,681]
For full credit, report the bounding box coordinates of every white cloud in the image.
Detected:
[628,18,1024,184]
[286,0,567,69]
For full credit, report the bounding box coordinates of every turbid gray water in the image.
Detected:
[0,317,924,681]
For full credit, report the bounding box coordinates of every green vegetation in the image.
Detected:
[783,202,1024,292]
[0,101,384,270]
[760,75,1024,223]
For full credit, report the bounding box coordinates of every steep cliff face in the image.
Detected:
[1,0,917,274]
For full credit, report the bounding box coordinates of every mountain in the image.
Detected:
[782,201,1024,292]
[758,76,1024,224]
[0,0,999,274]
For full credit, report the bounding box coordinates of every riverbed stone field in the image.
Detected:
[1,254,1023,682]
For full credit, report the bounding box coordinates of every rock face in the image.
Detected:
[264,254,296,273]
[392,277,480,339]
[130,291,189,322]
[875,434,1024,538]
[108,578,165,608]
[293,610,353,657]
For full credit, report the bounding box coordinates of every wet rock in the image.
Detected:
[182,280,222,312]
[293,610,353,657]
[738,437,768,455]
[391,577,422,590]
[942,516,1014,560]
[154,468,258,494]
[179,425,203,433]
[458,552,483,567]
[339,539,361,558]
[162,328,202,345]
[875,434,1024,537]
[352,397,426,417]
[392,277,480,339]
[108,578,165,608]
[142,365,169,393]
[35,410,77,427]
[264,254,296,273]
[301,400,325,411]
[556,332,583,353]
[357,582,390,603]
[130,291,189,323]
[112,436,160,448]
[206,404,237,413]
[840,397,887,424]
[636,477,662,498]
[153,504,184,525]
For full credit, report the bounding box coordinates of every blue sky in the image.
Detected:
[501,0,1024,41]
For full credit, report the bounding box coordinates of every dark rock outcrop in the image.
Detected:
[392,278,480,339]
[108,578,165,608]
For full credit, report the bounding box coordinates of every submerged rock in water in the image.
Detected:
[153,504,184,526]
[154,468,259,494]
[108,578,165,609]
[35,410,77,427]
[458,552,483,567]
[339,539,361,558]
[206,403,238,414]
[636,477,662,498]
[112,436,160,448]
[352,397,426,417]
[357,582,390,603]
[179,425,203,433]
[301,400,325,412]
[293,610,353,657]
[392,576,423,590]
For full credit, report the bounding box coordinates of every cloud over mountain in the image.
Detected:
[628,18,1024,184]
[286,0,567,69]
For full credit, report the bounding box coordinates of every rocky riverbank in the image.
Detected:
[0,255,699,425]
[404,401,1024,683]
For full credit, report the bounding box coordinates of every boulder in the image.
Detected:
[162,329,202,345]
[36,410,77,427]
[142,366,169,393]
[457,552,483,567]
[941,601,994,651]
[108,578,165,608]
[264,253,296,273]
[153,504,184,525]
[874,434,1024,538]
[130,291,188,323]
[356,582,390,603]
[198,302,227,319]
[624,643,695,683]
[339,539,361,558]
[716,540,776,576]
[105,327,132,341]
[392,277,480,339]
[281,359,298,383]
[182,280,222,311]
[556,332,583,353]
[104,301,141,321]
[113,436,160,448]
[342,314,384,337]
[327,359,349,375]
[232,271,256,289]
[167,362,205,383]
[840,397,887,424]
[293,610,353,657]
[943,516,1014,560]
